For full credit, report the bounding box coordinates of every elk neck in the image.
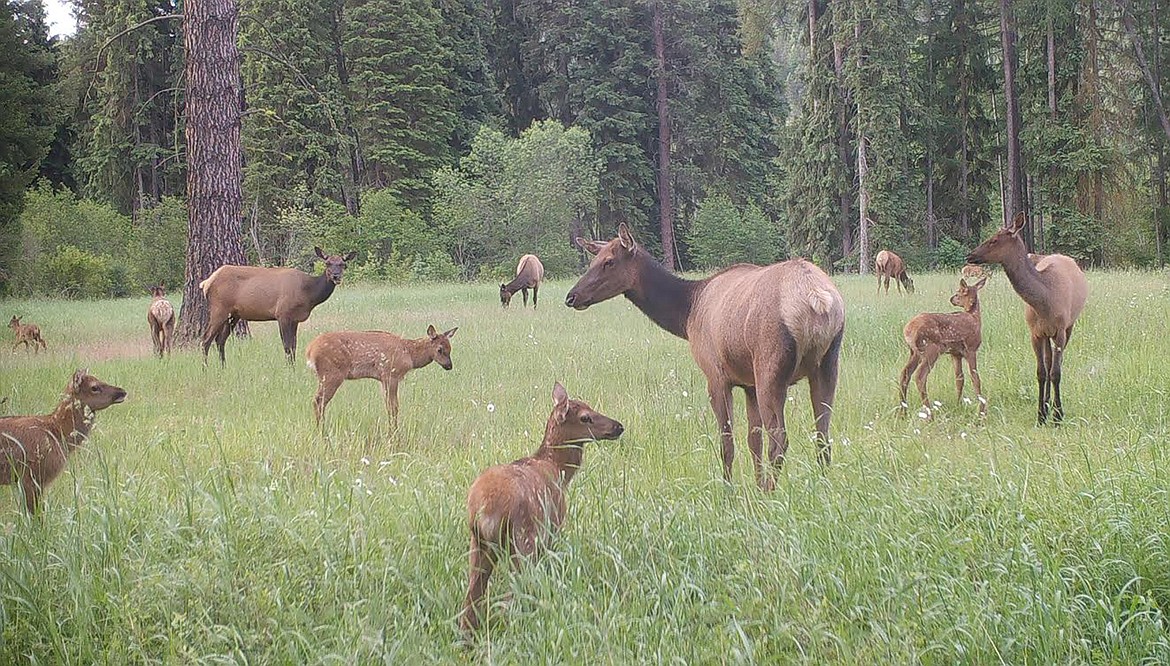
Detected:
[997,247,1054,318]
[404,336,437,369]
[534,417,588,486]
[49,396,95,452]
[624,249,701,340]
[307,273,338,308]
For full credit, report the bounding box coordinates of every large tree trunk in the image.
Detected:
[177,0,249,345]
[1000,0,1030,247]
[857,133,870,274]
[652,0,676,271]
[1114,0,1170,144]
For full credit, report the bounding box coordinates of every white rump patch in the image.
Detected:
[199,266,227,294]
[808,288,836,315]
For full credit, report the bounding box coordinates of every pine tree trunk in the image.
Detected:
[652,0,676,271]
[177,0,249,346]
[858,133,870,274]
[1000,0,1030,248]
[1114,0,1170,144]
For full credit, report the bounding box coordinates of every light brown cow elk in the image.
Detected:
[500,254,545,308]
[875,249,914,294]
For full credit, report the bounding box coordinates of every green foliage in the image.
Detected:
[131,196,187,288]
[39,245,119,298]
[1047,208,1103,265]
[686,193,784,268]
[934,234,970,269]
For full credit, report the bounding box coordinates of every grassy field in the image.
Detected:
[1,270,1169,663]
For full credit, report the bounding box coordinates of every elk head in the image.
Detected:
[9,315,20,330]
[949,276,988,312]
[67,369,127,412]
[315,247,358,285]
[550,382,624,442]
[426,324,458,370]
[148,284,167,299]
[565,223,640,310]
[967,213,1027,265]
[499,284,513,307]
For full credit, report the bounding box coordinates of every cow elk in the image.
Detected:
[899,276,988,419]
[147,284,175,357]
[967,213,1087,424]
[565,223,844,489]
[199,247,356,366]
[875,250,914,294]
[0,369,126,513]
[9,316,47,353]
[459,382,623,635]
[305,325,457,427]
[500,254,545,308]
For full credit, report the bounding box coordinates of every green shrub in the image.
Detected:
[935,235,970,269]
[40,245,116,298]
[130,196,187,289]
[686,194,784,269]
[1048,208,1103,265]
[411,250,460,283]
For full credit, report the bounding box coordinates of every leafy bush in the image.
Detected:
[411,250,460,282]
[935,235,970,269]
[686,194,784,269]
[1048,208,1103,265]
[131,196,187,289]
[40,245,118,298]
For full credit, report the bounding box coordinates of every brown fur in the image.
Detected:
[305,325,457,426]
[199,246,357,366]
[0,370,126,513]
[147,284,175,357]
[458,382,623,634]
[500,254,545,308]
[566,223,845,489]
[9,316,47,353]
[968,214,1088,424]
[874,250,914,294]
[899,277,988,418]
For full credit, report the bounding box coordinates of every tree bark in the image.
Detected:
[858,133,870,274]
[177,0,249,345]
[1114,0,1170,144]
[652,0,676,271]
[1000,0,1030,247]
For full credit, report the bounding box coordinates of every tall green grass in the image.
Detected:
[1,270,1168,663]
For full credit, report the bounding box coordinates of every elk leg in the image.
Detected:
[150,324,163,357]
[808,332,841,467]
[966,351,985,417]
[952,353,965,403]
[532,283,539,309]
[314,377,343,425]
[214,317,236,366]
[164,320,175,356]
[203,309,229,365]
[914,345,941,415]
[706,380,735,483]
[1050,330,1069,424]
[744,387,765,486]
[278,320,298,364]
[381,377,401,428]
[20,473,41,514]
[876,272,882,294]
[757,381,790,490]
[898,350,921,415]
[521,288,528,307]
[1031,335,1051,425]
[459,533,497,635]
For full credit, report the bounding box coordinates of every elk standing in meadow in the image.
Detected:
[459,382,623,634]
[305,325,457,426]
[565,224,844,488]
[875,250,914,295]
[0,369,126,513]
[967,213,1087,424]
[899,276,989,418]
[500,254,545,308]
[199,247,356,366]
[147,284,175,357]
[8,316,47,353]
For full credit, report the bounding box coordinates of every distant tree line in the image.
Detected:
[1,0,1166,297]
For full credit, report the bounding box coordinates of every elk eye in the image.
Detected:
[603,258,614,269]
[580,415,593,424]
[90,386,100,393]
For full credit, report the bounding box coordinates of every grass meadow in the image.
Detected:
[1,269,1169,664]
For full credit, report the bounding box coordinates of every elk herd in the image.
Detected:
[0,213,1089,639]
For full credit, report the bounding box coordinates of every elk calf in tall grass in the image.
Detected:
[305,325,457,426]
[9,316,47,353]
[899,276,988,418]
[459,382,623,635]
[147,284,175,357]
[0,370,126,513]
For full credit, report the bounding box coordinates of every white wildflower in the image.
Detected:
[487,403,495,413]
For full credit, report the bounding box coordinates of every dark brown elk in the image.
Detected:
[968,213,1087,424]
[147,284,175,357]
[500,254,545,308]
[0,369,126,513]
[459,382,623,635]
[9,316,47,353]
[200,247,356,366]
[898,276,988,419]
[565,223,845,489]
[874,249,914,294]
[305,325,457,426]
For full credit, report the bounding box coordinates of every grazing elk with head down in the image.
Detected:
[305,324,457,427]
[147,284,175,357]
[459,382,623,635]
[9,316,47,353]
[899,276,988,418]
[500,254,545,308]
[565,223,844,489]
[0,369,126,513]
[875,250,914,294]
[199,247,356,366]
[967,213,1087,425]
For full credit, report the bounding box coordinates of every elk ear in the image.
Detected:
[427,324,437,339]
[314,246,326,259]
[443,327,458,339]
[617,223,636,250]
[576,237,604,255]
[1007,212,1027,234]
[343,251,357,261]
[552,382,569,408]
[69,369,88,392]
[973,276,988,290]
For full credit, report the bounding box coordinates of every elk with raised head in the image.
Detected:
[199,246,356,366]
[899,276,989,418]
[305,324,457,426]
[0,369,126,513]
[875,249,914,295]
[500,254,545,308]
[8,316,47,353]
[459,382,623,634]
[967,213,1087,424]
[147,284,175,357]
[565,223,844,488]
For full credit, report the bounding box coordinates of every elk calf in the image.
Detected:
[459,382,623,635]
[0,370,126,513]
[9,316,47,353]
[147,284,175,357]
[875,249,914,295]
[305,325,457,426]
[899,277,988,418]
